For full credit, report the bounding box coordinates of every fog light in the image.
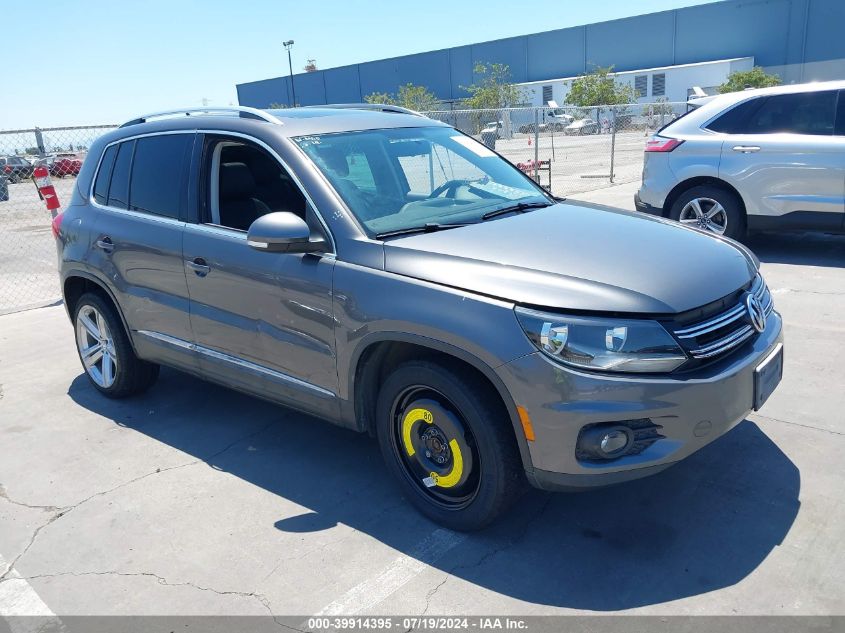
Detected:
[576,424,634,460]
[600,430,629,454]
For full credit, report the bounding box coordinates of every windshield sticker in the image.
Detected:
[450,135,496,157]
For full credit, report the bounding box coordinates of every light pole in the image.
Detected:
[283,40,296,108]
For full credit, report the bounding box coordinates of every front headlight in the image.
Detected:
[515,307,688,373]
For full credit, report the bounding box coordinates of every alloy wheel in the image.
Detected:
[678,197,728,235]
[76,305,118,388]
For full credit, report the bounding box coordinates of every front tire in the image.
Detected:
[73,293,159,398]
[375,361,524,531]
[670,185,745,241]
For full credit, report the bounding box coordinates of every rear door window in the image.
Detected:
[129,134,192,218]
[107,140,134,210]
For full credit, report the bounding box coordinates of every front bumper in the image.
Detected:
[498,311,783,491]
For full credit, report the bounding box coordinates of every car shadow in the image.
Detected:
[746,230,845,268]
[68,367,800,611]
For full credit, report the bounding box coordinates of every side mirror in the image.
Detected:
[247,212,326,254]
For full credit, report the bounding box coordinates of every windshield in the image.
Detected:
[294,126,551,237]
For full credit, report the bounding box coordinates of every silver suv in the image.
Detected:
[56,105,783,530]
[635,80,845,240]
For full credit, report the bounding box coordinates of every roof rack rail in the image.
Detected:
[119,106,283,128]
[305,103,425,117]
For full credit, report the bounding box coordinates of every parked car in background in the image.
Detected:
[34,154,84,178]
[635,80,845,240]
[0,156,34,183]
[56,105,782,530]
[547,109,574,130]
[50,154,84,177]
[480,120,503,139]
[0,174,8,202]
[565,118,598,135]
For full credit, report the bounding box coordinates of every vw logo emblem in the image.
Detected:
[746,294,766,333]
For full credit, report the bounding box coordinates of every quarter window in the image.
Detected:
[107,140,134,210]
[93,144,118,205]
[129,134,192,218]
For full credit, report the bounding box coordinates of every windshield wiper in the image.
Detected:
[481,200,553,221]
[375,222,472,240]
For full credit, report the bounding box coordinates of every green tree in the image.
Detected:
[565,65,637,107]
[363,91,398,106]
[364,84,440,111]
[396,83,440,111]
[461,63,524,110]
[718,67,781,93]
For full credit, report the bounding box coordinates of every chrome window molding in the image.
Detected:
[136,330,335,398]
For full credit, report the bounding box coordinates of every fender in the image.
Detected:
[343,330,535,471]
[60,268,140,356]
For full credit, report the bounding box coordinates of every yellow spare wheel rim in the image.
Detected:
[392,390,478,509]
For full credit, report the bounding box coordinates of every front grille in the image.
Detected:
[673,275,774,361]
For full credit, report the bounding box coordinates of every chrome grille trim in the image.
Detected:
[674,275,774,361]
[675,303,745,339]
[689,325,754,358]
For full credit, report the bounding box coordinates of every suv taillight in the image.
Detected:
[51,211,65,239]
[644,137,683,152]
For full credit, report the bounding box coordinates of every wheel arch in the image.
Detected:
[346,333,534,471]
[62,271,137,353]
[664,176,748,220]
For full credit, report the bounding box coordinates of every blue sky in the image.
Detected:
[1,0,718,128]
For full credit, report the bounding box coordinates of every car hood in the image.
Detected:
[382,202,757,314]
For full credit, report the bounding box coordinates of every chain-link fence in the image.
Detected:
[0,125,116,314]
[423,101,689,196]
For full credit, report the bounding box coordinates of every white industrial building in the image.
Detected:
[520,57,755,106]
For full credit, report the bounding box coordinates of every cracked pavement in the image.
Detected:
[1,191,844,617]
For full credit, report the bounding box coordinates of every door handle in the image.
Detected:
[95,237,114,253]
[732,145,761,153]
[186,257,211,277]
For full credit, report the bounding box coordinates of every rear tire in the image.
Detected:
[375,360,524,531]
[670,185,746,241]
[73,293,159,398]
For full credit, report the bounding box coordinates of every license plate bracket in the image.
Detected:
[754,343,783,411]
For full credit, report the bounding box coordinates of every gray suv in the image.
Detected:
[56,105,784,530]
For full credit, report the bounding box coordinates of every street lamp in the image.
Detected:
[283,40,296,108]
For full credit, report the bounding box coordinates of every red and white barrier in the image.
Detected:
[33,165,62,219]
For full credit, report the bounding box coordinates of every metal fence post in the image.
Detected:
[533,108,539,182]
[609,106,616,184]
